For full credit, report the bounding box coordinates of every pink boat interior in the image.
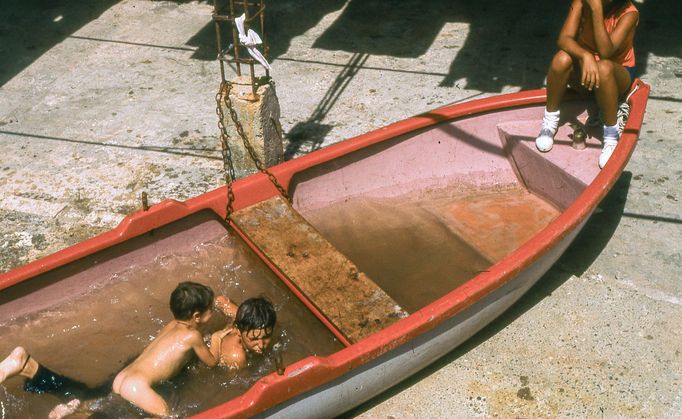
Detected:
[0,97,620,417]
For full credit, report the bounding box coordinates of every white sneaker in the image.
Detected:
[535,109,560,152]
[599,139,618,168]
[616,101,630,135]
[536,127,556,152]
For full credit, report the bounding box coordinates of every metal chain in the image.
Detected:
[215,81,237,221]
[220,80,291,201]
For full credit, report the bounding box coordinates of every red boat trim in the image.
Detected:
[0,82,650,419]
[1,89,549,290]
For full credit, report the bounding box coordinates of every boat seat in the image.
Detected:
[497,120,600,210]
[232,196,408,344]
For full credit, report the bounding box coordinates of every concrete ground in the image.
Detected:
[1,0,680,417]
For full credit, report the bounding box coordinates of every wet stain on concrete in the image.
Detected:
[517,375,535,401]
[70,191,94,213]
[517,386,534,401]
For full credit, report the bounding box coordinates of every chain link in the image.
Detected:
[220,80,290,200]
[215,82,236,221]
[215,80,290,221]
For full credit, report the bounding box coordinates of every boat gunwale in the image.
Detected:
[0,81,650,418]
[0,87,553,290]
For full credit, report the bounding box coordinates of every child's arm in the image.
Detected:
[215,296,239,319]
[209,328,232,361]
[207,331,247,370]
[189,331,221,368]
[584,0,638,59]
[556,0,600,89]
[556,0,586,57]
[222,354,247,370]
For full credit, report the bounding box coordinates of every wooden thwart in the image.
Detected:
[232,196,408,343]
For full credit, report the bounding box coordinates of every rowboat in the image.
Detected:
[0,80,649,418]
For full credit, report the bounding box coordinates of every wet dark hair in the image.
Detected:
[235,297,276,332]
[605,0,628,16]
[169,281,214,320]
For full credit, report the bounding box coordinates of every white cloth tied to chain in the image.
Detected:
[235,13,271,71]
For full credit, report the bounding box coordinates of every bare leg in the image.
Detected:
[536,50,581,152]
[2,347,85,419]
[48,399,82,419]
[594,59,632,125]
[116,376,170,417]
[595,60,632,168]
[546,50,576,112]
[0,346,39,383]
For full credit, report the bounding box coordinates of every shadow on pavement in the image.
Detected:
[310,0,681,91]
[0,0,119,88]
[283,52,368,159]
[633,0,682,77]
[4,0,679,92]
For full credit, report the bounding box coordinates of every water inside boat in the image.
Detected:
[0,183,561,417]
[0,214,342,418]
[285,104,574,314]
[301,186,560,313]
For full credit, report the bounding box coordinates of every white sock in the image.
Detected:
[603,124,619,142]
[542,108,560,131]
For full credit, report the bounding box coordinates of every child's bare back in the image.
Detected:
[111,282,223,417]
[113,319,218,413]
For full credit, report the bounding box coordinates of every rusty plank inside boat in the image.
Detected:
[232,195,408,343]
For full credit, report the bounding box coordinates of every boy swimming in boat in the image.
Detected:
[111,281,227,416]
[0,281,233,417]
[210,297,277,369]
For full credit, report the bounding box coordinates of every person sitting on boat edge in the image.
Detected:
[0,281,234,418]
[210,296,277,370]
[535,0,638,168]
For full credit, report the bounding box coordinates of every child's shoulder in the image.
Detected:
[161,321,204,344]
[623,1,639,15]
[611,1,639,17]
[220,331,243,351]
[220,333,247,369]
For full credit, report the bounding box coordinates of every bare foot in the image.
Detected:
[48,399,81,419]
[0,346,29,384]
